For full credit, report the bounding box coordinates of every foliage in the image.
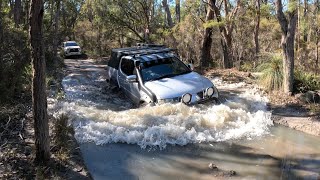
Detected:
[53,114,74,149]
[0,13,30,102]
[0,0,320,101]
[288,1,298,13]
[257,55,283,91]
[294,70,320,93]
[203,20,226,28]
[240,61,254,72]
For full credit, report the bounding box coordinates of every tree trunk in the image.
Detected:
[24,0,31,27]
[162,0,173,28]
[0,2,3,68]
[222,35,233,68]
[14,0,22,27]
[316,0,319,73]
[253,0,260,59]
[29,0,50,163]
[200,0,215,69]
[317,34,319,73]
[303,0,308,42]
[175,0,180,23]
[276,0,298,94]
[53,0,60,62]
[212,0,241,69]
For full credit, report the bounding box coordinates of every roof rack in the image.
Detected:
[136,43,166,48]
[121,47,176,57]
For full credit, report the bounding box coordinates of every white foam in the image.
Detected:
[49,73,273,149]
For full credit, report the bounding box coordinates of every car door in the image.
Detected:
[118,58,141,104]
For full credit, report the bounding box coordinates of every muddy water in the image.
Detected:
[48,59,320,179]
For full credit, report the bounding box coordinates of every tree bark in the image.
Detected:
[200,0,215,69]
[29,0,50,163]
[303,0,308,42]
[162,0,173,28]
[211,0,241,69]
[276,0,298,94]
[0,2,3,69]
[253,0,260,58]
[14,0,22,27]
[317,34,319,73]
[175,0,180,23]
[24,0,31,27]
[316,0,319,73]
[53,0,60,62]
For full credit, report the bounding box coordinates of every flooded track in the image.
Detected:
[48,59,320,179]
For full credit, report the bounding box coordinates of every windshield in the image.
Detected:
[66,42,78,47]
[140,57,191,82]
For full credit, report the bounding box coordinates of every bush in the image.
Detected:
[53,114,74,149]
[294,70,320,93]
[240,61,254,72]
[0,24,30,103]
[257,54,283,91]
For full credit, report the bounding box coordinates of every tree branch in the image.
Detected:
[276,0,288,34]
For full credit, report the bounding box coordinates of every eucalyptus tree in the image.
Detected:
[200,0,215,68]
[210,0,241,68]
[276,0,298,94]
[30,0,50,163]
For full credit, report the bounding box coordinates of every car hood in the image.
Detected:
[65,46,80,49]
[144,72,213,99]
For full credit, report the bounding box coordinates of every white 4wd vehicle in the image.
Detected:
[106,44,219,106]
[62,41,82,57]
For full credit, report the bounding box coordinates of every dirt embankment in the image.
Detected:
[205,68,320,137]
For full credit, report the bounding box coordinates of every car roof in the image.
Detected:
[132,53,175,63]
[65,41,77,43]
[108,44,176,69]
[113,47,175,59]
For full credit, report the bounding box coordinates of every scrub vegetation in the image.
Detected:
[0,0,320,179]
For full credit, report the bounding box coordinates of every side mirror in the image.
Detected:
[126,75,137,83]
[188,64,194,71]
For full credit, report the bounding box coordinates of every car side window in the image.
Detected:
[120,58,134,76]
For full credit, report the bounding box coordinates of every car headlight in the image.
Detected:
[181,93,192,104]
[205,87,214,97]
[158,98,179,104]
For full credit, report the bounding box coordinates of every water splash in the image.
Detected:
[48,70,273,149]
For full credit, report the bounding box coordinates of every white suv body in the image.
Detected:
[63,41,82,57]
[106,45,219,106]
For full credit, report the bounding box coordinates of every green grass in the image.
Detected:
[257,54,283,91]
[240,61,254,72]
[53,114,74,149]
[294,70,320,93]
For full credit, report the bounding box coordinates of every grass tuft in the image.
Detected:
[257,54,283,91]
[53,114,74,149]
[294,70,320,93]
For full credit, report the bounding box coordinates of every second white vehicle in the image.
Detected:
[63,41,82,58]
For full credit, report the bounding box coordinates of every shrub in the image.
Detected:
[53,114,74,149]
[257,54,283,91]
[294,70,320,93]
[240,61,254,72]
